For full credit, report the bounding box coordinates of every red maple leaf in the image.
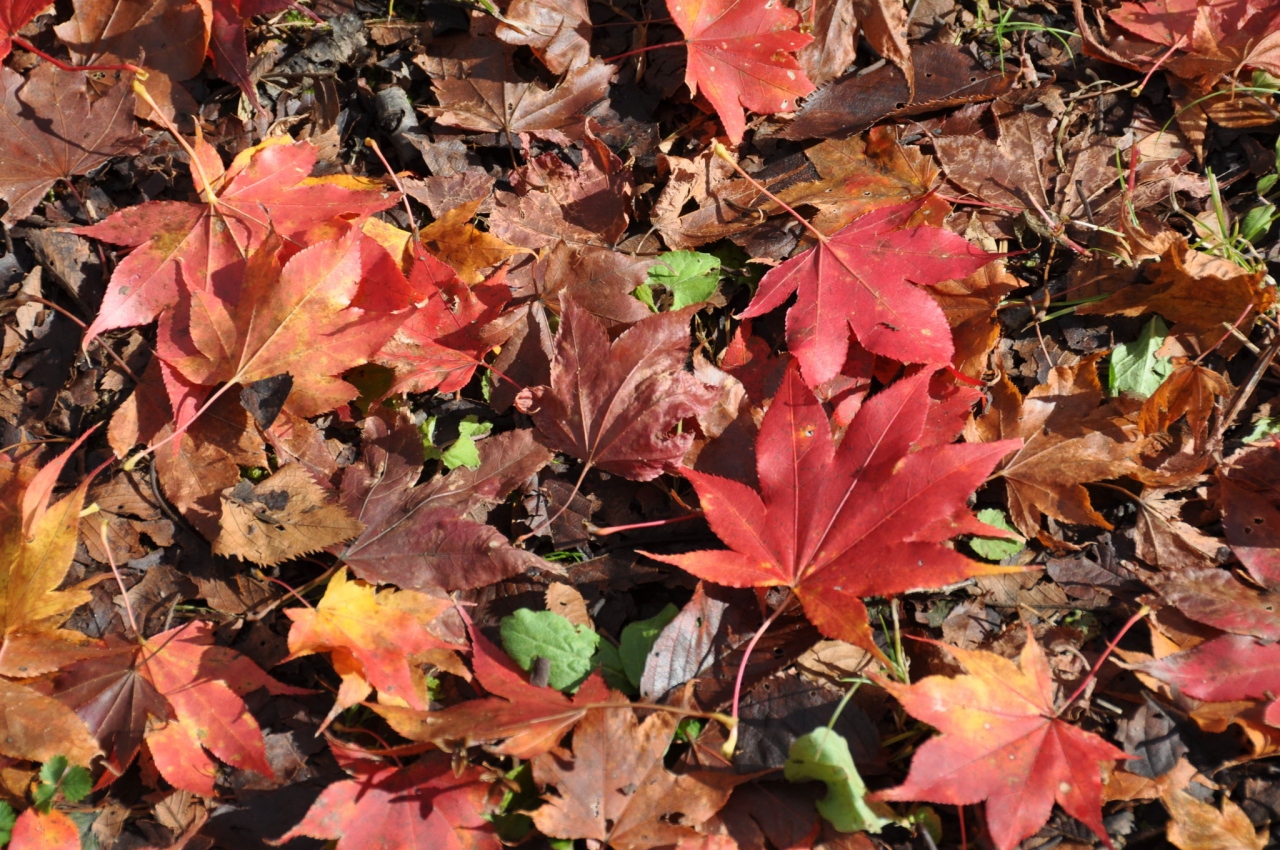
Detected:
[667,0,815,144]
[78,137,396,343]
[376,618,625,759]
[276,751,501,850]
[644,362,1020,652]
[874,633,1127,850]
[740,200,999,388]
[0,0,48,60]
[50,621,306,793]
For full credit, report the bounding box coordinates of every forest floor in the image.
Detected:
[2,0,1280,848]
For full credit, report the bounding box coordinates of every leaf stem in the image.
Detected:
[12,37,145,75]
[600,40,685,64]
[722,591,796,759]
[587,511,703,536]
[123,380,236,471]
[99,518,141,637]
[1058,604,1150,714]
[712,142,829,244]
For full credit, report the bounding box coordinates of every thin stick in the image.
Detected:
[11,294,142,383]
[100,520,141,637]
[1130,35,1186,96]
[722,592,795,758]
[1059,605,1150,713]
[518,461,594,543]
[364,138,418,234]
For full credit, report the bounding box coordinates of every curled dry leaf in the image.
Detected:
[214,464,364,567]
[876,632,1127,850]
[0,64,141,225]
[496,0,591,74]
[1163,786,1269,850]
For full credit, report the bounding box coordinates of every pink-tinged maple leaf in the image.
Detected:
[1219,442,1280,589]
[1144,634,1280,726]
[740,200,999,388]
[644,362,1020,652]
[0,0,49,60]
[667,0,815,144]
[78,137,396,343]
[275,751,500,850]
[875,634,1127,850]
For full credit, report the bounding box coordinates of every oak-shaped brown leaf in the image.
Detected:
[532,708,732,849]
[423,34,613,139]
[0,65,141,225]
[875,633,1127,850]
[79,137,397,342]
[1,432,97,641]
[421,199,524,284]
[1077,236,1274,355]
[965,359,1144,540]
[496,0,591,73]
[515,298,720,481]
[158,228,414,421]
[275,751,501,850]
[377,625,625,758]
[335,415,551,594]
[285,567,458,729]
[51,621,306,792]
[214,464,364,567]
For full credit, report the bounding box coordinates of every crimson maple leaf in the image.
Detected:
[667,0,815,144]
[645,362,1020,652]
[79,137,397,343]
[875,633,1127,850]
[740,200,998,388]
[377,625,624,758]
[276,751,501,850]
[0,0,48,60]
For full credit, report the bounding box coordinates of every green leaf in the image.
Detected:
[1244,416,1280,443]
[0,800,15,846]
[1241,203,1278,244]
[968,508,1026,561]
[619,603,679,688]
[1109,316,1173,399]
[784,728,895,834]
[39,756,68,788]
[632,281,658,312]
[640,251,721,311]
[422,416,493,470]
[60,765,92,804]
[590,640,632,694]
[500,609,600,692]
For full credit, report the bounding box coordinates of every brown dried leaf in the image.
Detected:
[0,65,141,225]
[0,678,100,766]
[496,0,591,74]
[966,359,1143,539]
[532,709,732,849]
[214,464,364,567]
[1164,788,1268,850]
[1139,362,1232,437]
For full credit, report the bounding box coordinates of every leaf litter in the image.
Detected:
[2,0,1280,847]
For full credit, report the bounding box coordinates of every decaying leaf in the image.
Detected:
[214,464,364,567]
